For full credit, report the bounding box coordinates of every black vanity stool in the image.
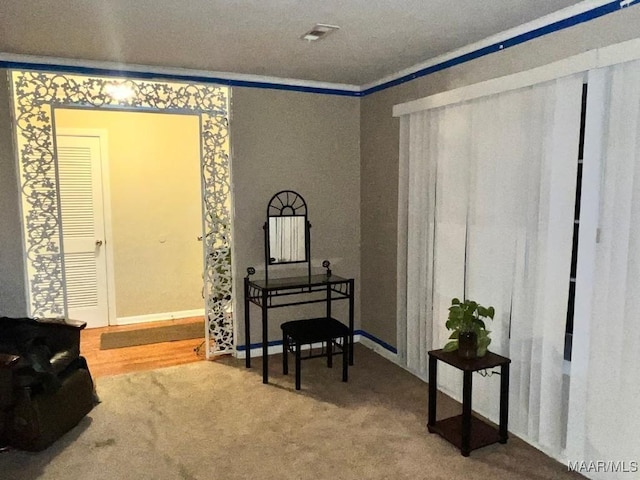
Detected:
[281,317,349,390]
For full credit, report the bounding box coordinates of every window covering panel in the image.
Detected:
[397,74,583,458]
[568,58,640,479]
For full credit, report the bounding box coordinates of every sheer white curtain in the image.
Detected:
[567,59,640,479]
[398,74,583,457]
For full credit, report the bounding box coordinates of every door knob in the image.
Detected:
[95,240,103,247]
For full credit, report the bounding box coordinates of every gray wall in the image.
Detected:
[0,72,27,317]
[360,5,640,346]
[231,87,361,344]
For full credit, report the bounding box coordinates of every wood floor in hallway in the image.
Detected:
[80,317,206,379]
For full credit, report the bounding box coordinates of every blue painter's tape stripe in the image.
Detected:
[0,60,361,97]
[236,330,398,355]
[355,330,398,354]
[361,0,639,96]
[236,339,282,351]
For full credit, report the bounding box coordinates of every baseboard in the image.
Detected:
[235,330,399,362]
[235,334,363,359]
[357,332,398,363]
[115,309,205,326]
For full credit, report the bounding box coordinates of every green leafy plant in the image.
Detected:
[443,298,495,356]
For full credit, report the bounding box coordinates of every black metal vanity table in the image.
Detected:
[244,273,355,384]
[244,189,355,387]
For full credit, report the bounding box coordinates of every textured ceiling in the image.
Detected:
[0,0,587,86]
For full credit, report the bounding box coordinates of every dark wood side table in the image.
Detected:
[427,349,510,457]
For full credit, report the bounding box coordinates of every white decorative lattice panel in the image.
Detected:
[11,71,232,357]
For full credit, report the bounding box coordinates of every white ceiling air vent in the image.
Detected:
[301,24,340,42]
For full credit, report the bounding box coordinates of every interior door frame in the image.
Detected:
[55,127,116,326]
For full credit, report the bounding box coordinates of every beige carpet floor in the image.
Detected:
[0,346,584,480]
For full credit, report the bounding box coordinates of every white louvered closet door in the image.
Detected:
[56,134,109,328]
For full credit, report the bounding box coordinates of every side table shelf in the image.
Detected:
[427,349,510,457]
[428,415,502,453]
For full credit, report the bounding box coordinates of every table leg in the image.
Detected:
[295,341,301,390]
[244,277,251,368]
[342,335,348,382]
[326,283,332,368]
[427,355,437,430]
[499,363,510,443]
[461,370,473,457]
[262,289,268,384]
[348,279,355,365]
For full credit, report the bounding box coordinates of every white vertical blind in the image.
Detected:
[404,110,439,376]
[430,104,472,397]
[396,115,410,365]
[568,58,640,479]
[507,76,582,452]
[397,74,583,458]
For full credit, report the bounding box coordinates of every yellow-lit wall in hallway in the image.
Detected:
[54,109,203,319]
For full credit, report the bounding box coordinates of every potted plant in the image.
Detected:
[443,298,494,359]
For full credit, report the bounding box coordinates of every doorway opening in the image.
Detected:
[54,110,204,330]
[10,70,232,358]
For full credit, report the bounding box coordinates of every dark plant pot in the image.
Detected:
[458,331,478,359]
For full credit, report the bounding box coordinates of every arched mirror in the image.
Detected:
[264,190,311,281]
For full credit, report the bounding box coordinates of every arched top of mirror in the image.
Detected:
[267,190,307,217]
